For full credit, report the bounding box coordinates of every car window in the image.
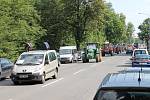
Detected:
[49,52,56,61]
[16,54,44,65]
[94,90,150,100]
[134,50,147,56]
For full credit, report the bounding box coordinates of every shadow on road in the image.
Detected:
[0,77,55,86]
[116,64,131,67]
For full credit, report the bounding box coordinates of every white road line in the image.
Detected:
[73,69,86,75]
[8,99,13,100]
[42,78,64,88]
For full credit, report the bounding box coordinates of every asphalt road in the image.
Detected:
[0,53,131,100]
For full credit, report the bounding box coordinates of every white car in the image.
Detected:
[59,46,78,63]
[11,50,59,85]
[132,49,149,57]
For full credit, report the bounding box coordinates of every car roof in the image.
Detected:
[59,46,76,49]
[100,71,150,89]
[133,49,148,51]
[21,50,56,55]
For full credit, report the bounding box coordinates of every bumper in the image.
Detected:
[11,74,42,82]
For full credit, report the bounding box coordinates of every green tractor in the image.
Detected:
[82,43,102,63]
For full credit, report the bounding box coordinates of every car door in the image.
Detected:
[44,54,50,78]
[1,59,13,78]
[48,52,57,75]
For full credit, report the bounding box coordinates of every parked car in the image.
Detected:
[0,58,14,80]
[132,54,150,67]
[94,70,150,100]
[11,50,59,85]
[59,46,78,63]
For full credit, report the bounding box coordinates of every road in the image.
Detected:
[0,53,131,100]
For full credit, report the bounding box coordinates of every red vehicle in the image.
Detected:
[101,43,114,56]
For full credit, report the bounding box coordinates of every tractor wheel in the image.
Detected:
[86,59,89,62]
[102,52,105,56]
[83,59,86,63]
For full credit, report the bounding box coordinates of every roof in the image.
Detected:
[21,50,56,55]
[100,71,150,89]
[133,49,148,51]
[59,46,76,50]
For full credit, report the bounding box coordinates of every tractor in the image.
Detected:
[82,43,102,63]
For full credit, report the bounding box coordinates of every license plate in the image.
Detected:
[139,63,147,65]
[19,75,28,78]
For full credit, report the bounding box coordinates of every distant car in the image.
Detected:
[0,58,14,80]
[132,54,150,67]
[94,70,150,100]
[59,46,78,63]
[132,49,149,58]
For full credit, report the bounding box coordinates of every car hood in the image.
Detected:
[13,64,41,73]
[60,54,72,58]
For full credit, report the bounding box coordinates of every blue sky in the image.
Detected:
[106,0,150,34]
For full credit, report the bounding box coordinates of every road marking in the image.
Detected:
[8,99,13,100]
[73,69,86,75]
[42,78,64,88]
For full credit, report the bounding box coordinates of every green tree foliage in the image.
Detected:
[126,22,135,43]
[35,0,66,50]
[104,3,128,44]
[138,18,150,49]
[0,0,44,61]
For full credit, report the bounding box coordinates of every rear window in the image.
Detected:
[94,90,150,100]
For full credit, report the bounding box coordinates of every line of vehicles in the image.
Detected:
[94,48,150,100]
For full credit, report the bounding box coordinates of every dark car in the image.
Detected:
[132,54,150,67]
[94,70,150,100]
[0,58,14,80]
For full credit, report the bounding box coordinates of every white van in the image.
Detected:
[11,50,59,84]
[59,46,78,63]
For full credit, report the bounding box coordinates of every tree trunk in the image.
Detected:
[146,39,149,50]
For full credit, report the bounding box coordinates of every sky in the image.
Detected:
[105,0,150,36]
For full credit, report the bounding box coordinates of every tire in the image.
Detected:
[83,59,86,63]
[96,57,99,63]
[13,81,19,85]
[102,52,105,56]
[40,74,45,84]
[52,69,58,79]
[86,59,89,62]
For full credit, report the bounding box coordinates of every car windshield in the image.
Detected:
[95,90,150,100]
[59,49,72,55]
[16,54,44,65]
[134,50,147,56]
[87,44,97,49]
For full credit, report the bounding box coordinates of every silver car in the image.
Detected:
[0,58,14,80]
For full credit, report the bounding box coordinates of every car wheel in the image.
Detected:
[40,74,45,84]
[52,69,58,79]
[13,81,19,85]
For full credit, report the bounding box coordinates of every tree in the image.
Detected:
[126,22,135,44]
[0,0,44,61]
[138,18,150,49]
